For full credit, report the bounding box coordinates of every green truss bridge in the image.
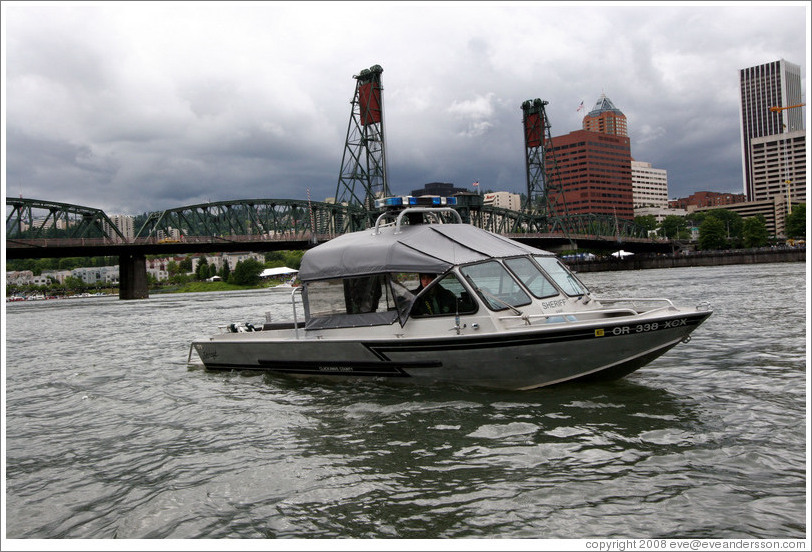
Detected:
[6,195,672,299]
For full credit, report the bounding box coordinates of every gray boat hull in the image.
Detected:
[192,310,711,390]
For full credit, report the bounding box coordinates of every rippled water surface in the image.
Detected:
[4,263,807,540]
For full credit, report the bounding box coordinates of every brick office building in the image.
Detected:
[548,129,634,220]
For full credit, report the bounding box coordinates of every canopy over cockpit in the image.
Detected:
[298,215,554,282]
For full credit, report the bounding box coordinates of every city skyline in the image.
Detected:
[3,2,809,216]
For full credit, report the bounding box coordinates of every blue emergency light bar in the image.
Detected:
[374,196,458,209]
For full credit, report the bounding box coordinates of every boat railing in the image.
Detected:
[595,297,676,311]
[373,207,463,235]
[498,307,640,325]
[290,286,303,339]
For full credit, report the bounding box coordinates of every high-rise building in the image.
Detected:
[750,130,806,208]
[548,130,634,220]
[582,94,628,137]
[631,160,669,211]
[108,214,135,241]
[739,59,804,200]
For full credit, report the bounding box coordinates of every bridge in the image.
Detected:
[5,64,674,299]
[5,195,674,299]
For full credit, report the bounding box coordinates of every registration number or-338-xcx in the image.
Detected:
[595,318,687,337]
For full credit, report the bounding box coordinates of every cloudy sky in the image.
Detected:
[2,1,808,216]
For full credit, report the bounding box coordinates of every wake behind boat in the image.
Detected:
[190,197,712,390]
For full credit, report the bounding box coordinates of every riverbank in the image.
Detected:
[565,246,806,272]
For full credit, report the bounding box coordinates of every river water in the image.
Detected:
[3,262,808,542]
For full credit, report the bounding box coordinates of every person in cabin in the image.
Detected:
[410,273,457,316]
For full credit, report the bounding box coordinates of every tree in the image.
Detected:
[698,216,728,250]
[230,259,264,286]
[742,215,769,248]
[195,257,209,280]
[785,203,806,239]
[660,215,688,240]
[178,256,193,273]
[219,259,231,281]
[704,209,743,242]
[63,275,87,293]
[264,250,305,269]
[167,260,180,277]
[634,215,658,235]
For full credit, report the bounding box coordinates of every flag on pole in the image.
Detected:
[472,180,479,187]
[576,100,584,112]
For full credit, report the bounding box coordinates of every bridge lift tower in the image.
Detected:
[334,64,390,229]
[520,99,572,236]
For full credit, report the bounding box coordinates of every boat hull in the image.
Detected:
[192,309,711,390]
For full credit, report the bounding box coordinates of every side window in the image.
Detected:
[305,278,347,318]
[460,261,531,311]
[504,257,559,298]
[410,273,478,317]
[306,274,391,317]
[343,275,386,314]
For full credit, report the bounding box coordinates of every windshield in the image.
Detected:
[460,261,531,311]
[504,257,559,298]
[533,256,588,296]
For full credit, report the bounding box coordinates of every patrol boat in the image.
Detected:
[190,197,712,390]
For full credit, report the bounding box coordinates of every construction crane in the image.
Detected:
[769,103,805,112]
[768,103,804,215]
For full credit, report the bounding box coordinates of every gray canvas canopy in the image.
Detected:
[298,223,553,281]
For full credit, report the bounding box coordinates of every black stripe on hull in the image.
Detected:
[204,359,442,377]
[366,311,710,357]
[257,358,441,377]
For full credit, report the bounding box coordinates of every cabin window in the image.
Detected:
[304,274,399,329]
[408,273,478,317]
[533,256,588,296]
[306,274,394,317]
[504,257,559,299]
[460,261,531,311]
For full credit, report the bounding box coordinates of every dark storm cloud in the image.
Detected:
[2,2,808,215]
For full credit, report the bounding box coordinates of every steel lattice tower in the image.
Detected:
[334,65,390,213]
[521,99,571,233]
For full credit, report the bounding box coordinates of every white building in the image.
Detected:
[107,214,136,241]
[635,206,687,223]
[156,227,183,241]
[632,160,669,212]
[750,130,806,208]
[6,270,35,285]
[71,266,120,285]
[483,191,522,211]
[40,270,73,284]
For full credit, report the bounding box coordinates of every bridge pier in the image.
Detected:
[119,253,149,300]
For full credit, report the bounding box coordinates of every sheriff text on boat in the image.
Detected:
[191,196,712,390]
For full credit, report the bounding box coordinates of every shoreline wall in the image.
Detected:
[564,247,806,273]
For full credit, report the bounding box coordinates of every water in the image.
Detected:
[4,263,807,540]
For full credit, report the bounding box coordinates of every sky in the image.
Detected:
[2,1,809,216]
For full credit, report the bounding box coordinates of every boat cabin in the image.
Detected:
[297,197,591,331]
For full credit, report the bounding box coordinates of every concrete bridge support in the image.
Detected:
[119,253,149,300]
